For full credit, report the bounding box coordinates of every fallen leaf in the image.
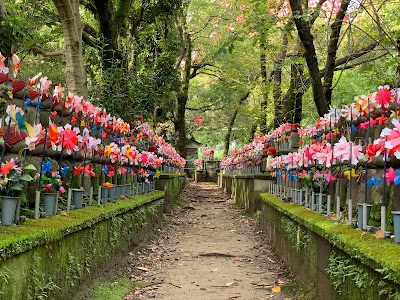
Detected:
[256,282,273,287]
[225,281,238,286]
[272,286,281,293]
[136,267,150,272]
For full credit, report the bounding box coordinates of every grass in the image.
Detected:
[91,277,133,300]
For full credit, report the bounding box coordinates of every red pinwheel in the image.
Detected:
[74,164,84,176]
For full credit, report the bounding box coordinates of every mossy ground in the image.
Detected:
[91,277,133,300]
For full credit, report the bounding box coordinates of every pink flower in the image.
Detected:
[45,184,52,190]
[59,187,65,194]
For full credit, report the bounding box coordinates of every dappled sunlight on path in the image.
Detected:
[124,182,293,300]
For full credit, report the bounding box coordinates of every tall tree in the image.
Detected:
[52,0,87,96]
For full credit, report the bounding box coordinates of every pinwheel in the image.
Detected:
[74,164,84,176]
[41,161,52,174]
[344,169,358,180]
[58,124,79,155]
[84,165,95,177]
[375,86,392,109]
[6,104,35,137]
[382,119,400,158]
[366,175,383,187]
[383,167,396,186]
[59,165,69,177]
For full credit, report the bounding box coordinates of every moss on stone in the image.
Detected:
[261,192,400,285]
[0,191,165,300]
[0,191,164,261]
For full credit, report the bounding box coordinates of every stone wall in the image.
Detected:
[219,174,270,213]
[260,193,400,299]
[0,191,167,299]
[155,173,186,213]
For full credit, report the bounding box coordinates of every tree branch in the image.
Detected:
[29,45,64,57]
[334,42,379,68]
[333,51,389,72]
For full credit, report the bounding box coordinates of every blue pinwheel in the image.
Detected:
[288,172,298,181]
[103,165,109,175]
[394,170,400,186]
[366,175,383,188]
[41,160,52,174]
[26,98,44,108]
[59,165,70,177]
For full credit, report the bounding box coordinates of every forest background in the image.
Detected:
[1,0,399,159]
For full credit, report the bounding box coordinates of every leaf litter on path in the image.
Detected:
[123,182,293,299]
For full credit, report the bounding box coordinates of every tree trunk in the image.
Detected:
[53,0,87,97]
[289,0,328,117]
[282,63,304,123]
[273,32,289,128]
[174,14,191,159]
[223,92,250,156]
[323,0,350,106]
[260,31,269,133]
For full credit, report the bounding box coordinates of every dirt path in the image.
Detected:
[124,183,293,300]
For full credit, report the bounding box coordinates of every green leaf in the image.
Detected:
[19,174,33,181]
[23,164,37,172]
[11,184,23,191]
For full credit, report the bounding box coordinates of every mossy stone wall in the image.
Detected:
[155,174,186,213]
[0,192,165,300]
[260,193,400,299]
[219,174,270,213]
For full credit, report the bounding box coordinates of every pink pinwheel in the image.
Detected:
[375,86,392,109]
[58,124,79,155]
[0,52,9,74]
[383,167,396,186]
[333,137,364,164]
[324,173,336,182]
[383,119,400,158]
[39,76,52,97]
[53,84,64,101]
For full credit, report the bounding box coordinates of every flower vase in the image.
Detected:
[137,183,143,194]
[357,204,373,230]
[123,184,130,197]
[72,189,84,209]
[115,185,124,199]
[108,186,116,202]
[43,193,57,216]
[101,187,110,204]
[1,196,18,226]
[392,211,400,243]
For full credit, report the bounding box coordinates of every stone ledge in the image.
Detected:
[0,191,164,261]
[261,192,400,285]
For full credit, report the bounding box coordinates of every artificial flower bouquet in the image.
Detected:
[0,157,37,198]
[40,160,65,193]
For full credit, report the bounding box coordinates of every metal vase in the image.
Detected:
[1,196,18,226]
[43,193,57,216]
[72,189,84,209]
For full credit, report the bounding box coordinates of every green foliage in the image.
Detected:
[91,277,133,300]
